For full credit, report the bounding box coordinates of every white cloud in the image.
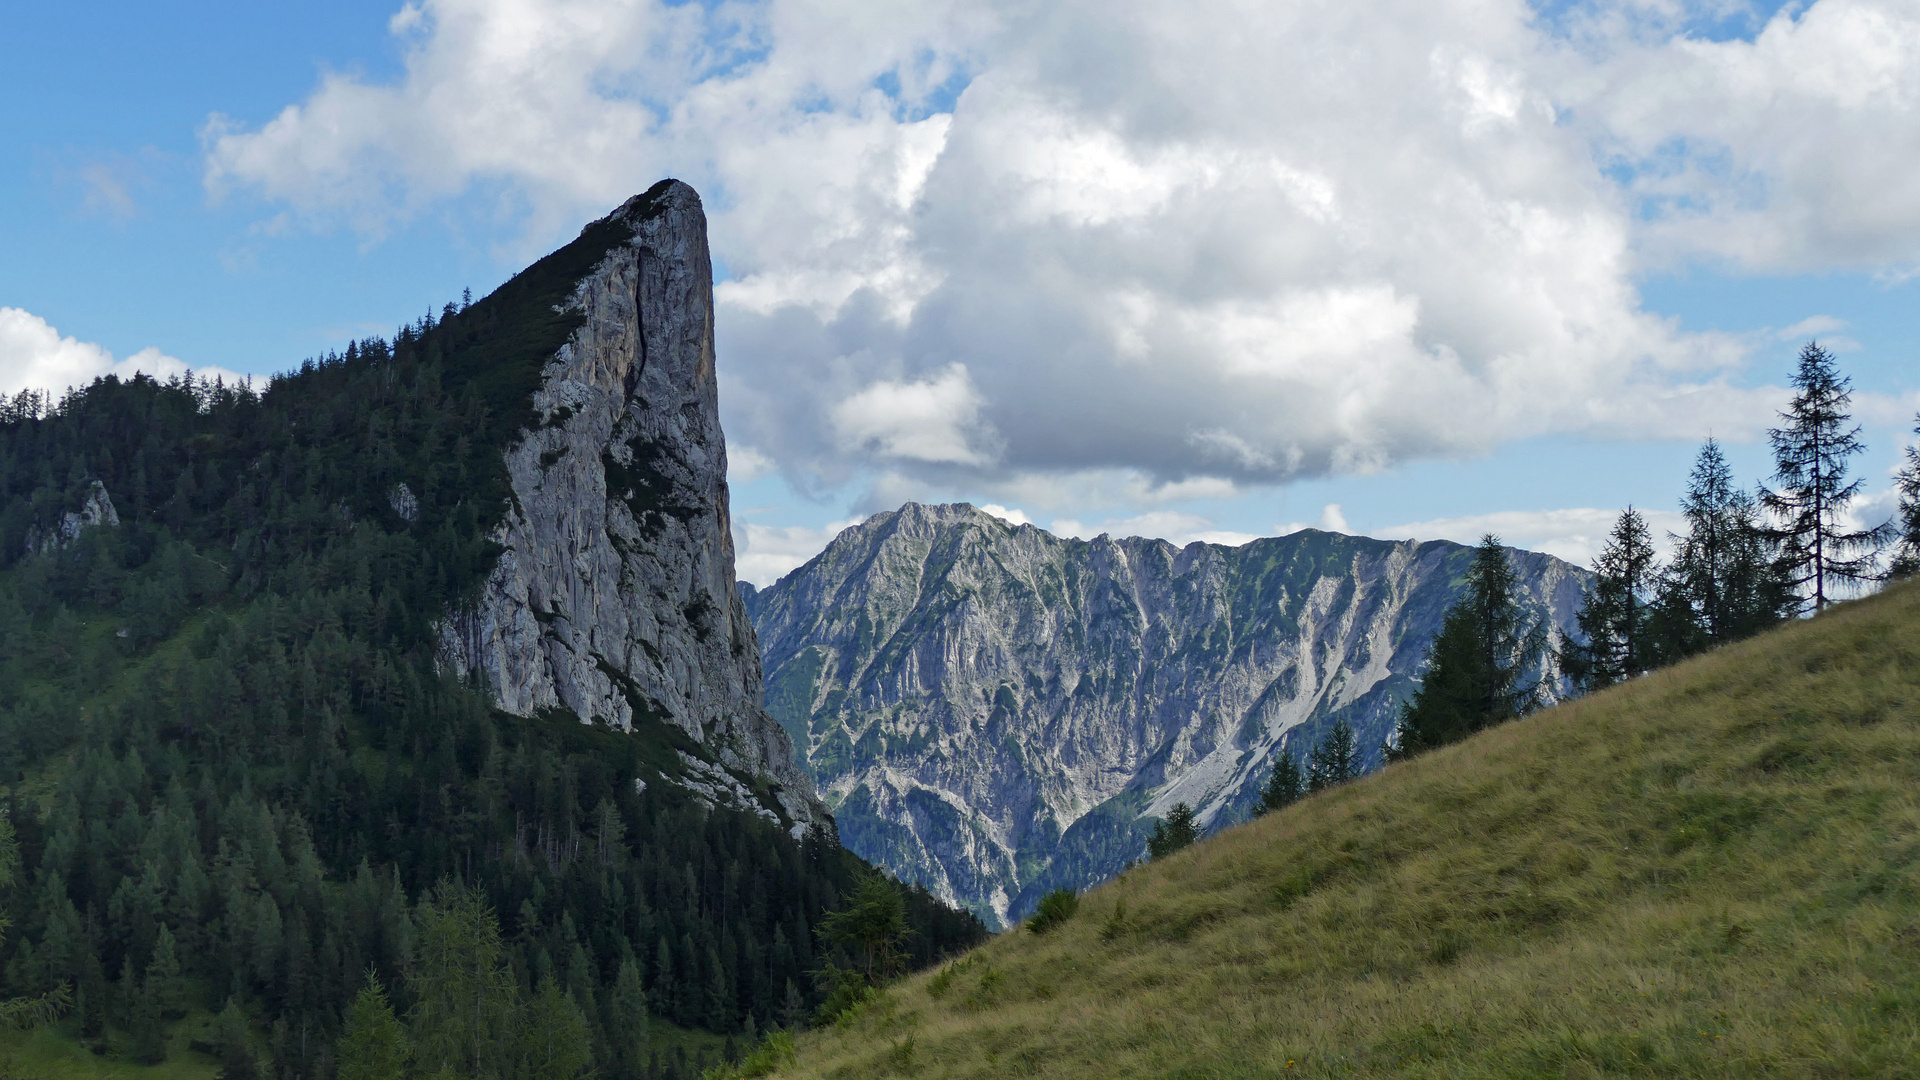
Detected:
[977,503,1030,526]
[727,445,778,484]
[1050,510,1259,548]
[1281,503,1350,535]
[1584,0,1920,271]
[1375,507,1689,568]
[734,518,861,587]
[831,363,996,466]
[0,308,247,400]
[202,0,1920,503]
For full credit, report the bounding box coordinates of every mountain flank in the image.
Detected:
[742,502,1587,925]
[769,578,1920,1078]
[0,180,983,1080]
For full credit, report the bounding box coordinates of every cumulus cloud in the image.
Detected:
[201,0,1920,505]
[734,517,862,587]
[0,308,246,400]
[1376,507,1690,568]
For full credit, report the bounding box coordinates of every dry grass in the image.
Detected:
[773,580,1920,1078]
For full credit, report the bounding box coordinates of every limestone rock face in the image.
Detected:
[437,181,824,835]
[744,503,1588,923]
[25,480,120,554]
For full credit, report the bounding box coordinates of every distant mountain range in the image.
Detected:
[740,503,1588,925]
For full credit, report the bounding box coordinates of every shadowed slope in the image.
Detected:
[771,578,1920,1078]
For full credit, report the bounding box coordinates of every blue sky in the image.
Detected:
[4,0,1917,583]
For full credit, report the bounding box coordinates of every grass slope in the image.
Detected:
[774,580,1920,1078]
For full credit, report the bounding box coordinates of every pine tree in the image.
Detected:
[1761,342,1887,611]
[1890,415,1920,579]
[1146,803,1199,859]
[336,973,409,1080]
[1258,751,1303,814]
[1561,508,1659,691]
[147,923,185,1017]
[814,874,909,985]
[126,965,167,1064]
[1391,535,1549,756]
[408,883,517,1080]
[0,818,69,1029]
[1306,721,1359,792]
[521,975,592,1080]
[213,999,263,1080]
[604,956,648,1078]
[1654,439,1794,655]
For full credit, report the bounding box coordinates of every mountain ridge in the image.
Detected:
[744,501,1588,924]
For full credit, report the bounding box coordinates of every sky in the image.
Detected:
[3,0,1918,586]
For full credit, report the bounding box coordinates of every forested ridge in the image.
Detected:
[0,219,983,1080]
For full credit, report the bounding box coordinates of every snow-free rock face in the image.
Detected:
[24,480,119,554]
[743,504,1588,924]
[437,181,824,835]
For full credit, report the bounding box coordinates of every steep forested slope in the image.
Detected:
[0,182,982,1080]
[770,579,1920,1078]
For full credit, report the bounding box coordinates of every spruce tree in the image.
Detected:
[146,923,185,1018]
[1761,342,1887,611]
[1306,721,1359,791]
[1561,508,1659,691]
[1391,535,1548,755]
[1146,803,1199,859]
[521,975,592,1080]
[814,873,909,985]
[336,973,409,1080]
[213,999,263,1080]
[604,956,648,1078]
[1258,751,1303,814]
[1655,439,1795,655]
[1890,416,1920,579]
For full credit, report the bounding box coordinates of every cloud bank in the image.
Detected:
[202,0,1920,512]
[0,308,244,401]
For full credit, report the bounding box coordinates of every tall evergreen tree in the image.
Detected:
[0,818,68,1030]
[1561,508,1659,691]
[1146,803,1199,859]
[1258,752,1303,814]
[1890,416,1920,579]
[1761,342,1886,611]
[337,973,409,1080]
[1306,721,1360,792]
[813,874,909,986]
[1653,439,1795,656]
[1391,535,1549,756]
[408,884,518,1080]
[521,975,592,1080]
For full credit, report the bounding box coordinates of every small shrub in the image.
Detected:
[1028,888,1079,934]
[927,957,977,999]
[1099,898,1129,943]
[730,1032,797,1078]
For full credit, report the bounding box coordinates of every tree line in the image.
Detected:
[1251,340,1920,802]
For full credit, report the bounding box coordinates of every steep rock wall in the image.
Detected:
[438,181,823,835]
[744,503,1587,921]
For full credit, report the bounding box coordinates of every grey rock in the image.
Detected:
[748,503,1587,924]
[25,480,120,555]
[436,181,825,836]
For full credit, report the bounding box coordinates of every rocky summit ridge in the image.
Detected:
[741,503,1587,924]
[436,181,825,835]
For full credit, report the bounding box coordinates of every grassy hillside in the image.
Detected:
[771,579,1920,1078]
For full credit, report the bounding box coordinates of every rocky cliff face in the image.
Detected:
[742,503,1587,923]
[437,181,824,835]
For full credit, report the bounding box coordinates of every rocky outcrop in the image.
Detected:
[744,503,1588,923]
[24,480,119,554]
[437,181,824,836]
